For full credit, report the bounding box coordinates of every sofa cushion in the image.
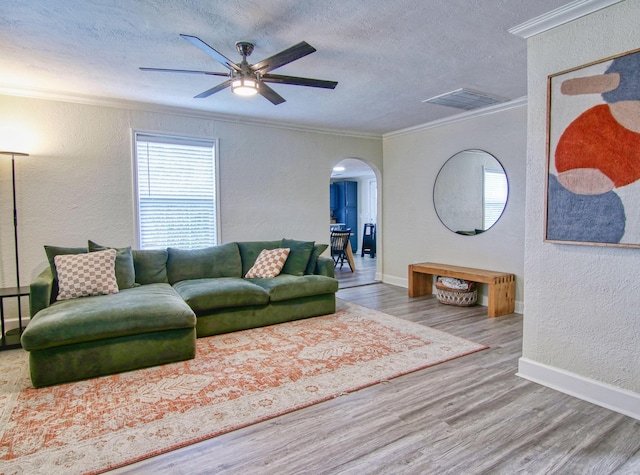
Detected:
[55,249,120,300]
[167,242,242,284]
[281,239,314,276]
[88,240,136,289]
[248,274,339,302]
[45,245,87,283]
[132,249,169,284]
[21,283,196,351]
[173,278,269,314]
[305,244,329,275]
[237,240,282,277]
[245,248,290,278]
[314,256,335,278]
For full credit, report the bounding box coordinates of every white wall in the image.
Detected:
[382,104,527,311]
[354,175,376,242]
[520,0,640,418]
[0,95,382,310]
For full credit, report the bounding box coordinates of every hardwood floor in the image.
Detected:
[334,254,378,289]
[112,283,640,475]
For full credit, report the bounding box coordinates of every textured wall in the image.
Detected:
[0,95,382,317]
[382,105,527,310]
[523,0,640,394]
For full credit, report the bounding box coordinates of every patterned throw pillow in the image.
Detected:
[54,248,119,300]
[244,248,290,278]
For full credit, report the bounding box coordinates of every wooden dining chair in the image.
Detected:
[330,229,353,271]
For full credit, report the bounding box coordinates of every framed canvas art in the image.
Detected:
[545,47,640,248]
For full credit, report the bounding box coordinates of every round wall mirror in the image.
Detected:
[433,149,508,235]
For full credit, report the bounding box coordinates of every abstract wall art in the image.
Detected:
[545,47,640,248]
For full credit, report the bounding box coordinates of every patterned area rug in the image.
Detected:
[0,301,487,474]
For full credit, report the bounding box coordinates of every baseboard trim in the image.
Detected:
[382,274,407,288]
[517,357,640,421]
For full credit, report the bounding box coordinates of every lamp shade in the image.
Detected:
[0,124,33,155]
[0,151,29,157]
[231,77,259,96]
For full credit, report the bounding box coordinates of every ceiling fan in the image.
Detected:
[140,34,338,105]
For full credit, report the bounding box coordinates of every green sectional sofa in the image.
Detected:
[21,239,337,387]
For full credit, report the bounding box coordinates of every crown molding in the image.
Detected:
[383,96,527,139]
[0,86,381,140]
[509,0,623,39]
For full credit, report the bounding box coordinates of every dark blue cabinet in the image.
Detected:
[332,181,358,251]
[343,180,357,207]
[329,183,337,211]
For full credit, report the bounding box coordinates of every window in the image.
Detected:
[483,167,508,229]
[134,133,218,249]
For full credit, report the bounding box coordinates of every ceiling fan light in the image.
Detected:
[232,77,258,96]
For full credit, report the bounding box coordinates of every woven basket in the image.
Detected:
[435,281,477,307]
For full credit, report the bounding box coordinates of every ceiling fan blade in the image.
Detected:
[140,67,229,77]
[180,34,241,72]
[252,41,316,74]
[194,79,232,98]
[259,83,286,105]
[262,74,338,89]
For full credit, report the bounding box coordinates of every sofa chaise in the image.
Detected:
[21,239,338,387]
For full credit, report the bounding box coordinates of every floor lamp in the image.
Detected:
[1,151,29,334]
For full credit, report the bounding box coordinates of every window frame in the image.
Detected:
[131,130,221,249]
[482,166,508,230]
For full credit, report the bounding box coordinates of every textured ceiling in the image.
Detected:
[0,0,572,135]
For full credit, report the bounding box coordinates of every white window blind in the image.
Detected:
[135,133,217,249]
[483,167,508,229]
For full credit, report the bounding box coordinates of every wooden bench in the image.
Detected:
[408,262,515,317]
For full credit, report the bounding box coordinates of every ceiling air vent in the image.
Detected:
[423,88,509,110]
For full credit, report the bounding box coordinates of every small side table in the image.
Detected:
[0,286,29,350]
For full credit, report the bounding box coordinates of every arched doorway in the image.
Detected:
[330,158,380,288]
